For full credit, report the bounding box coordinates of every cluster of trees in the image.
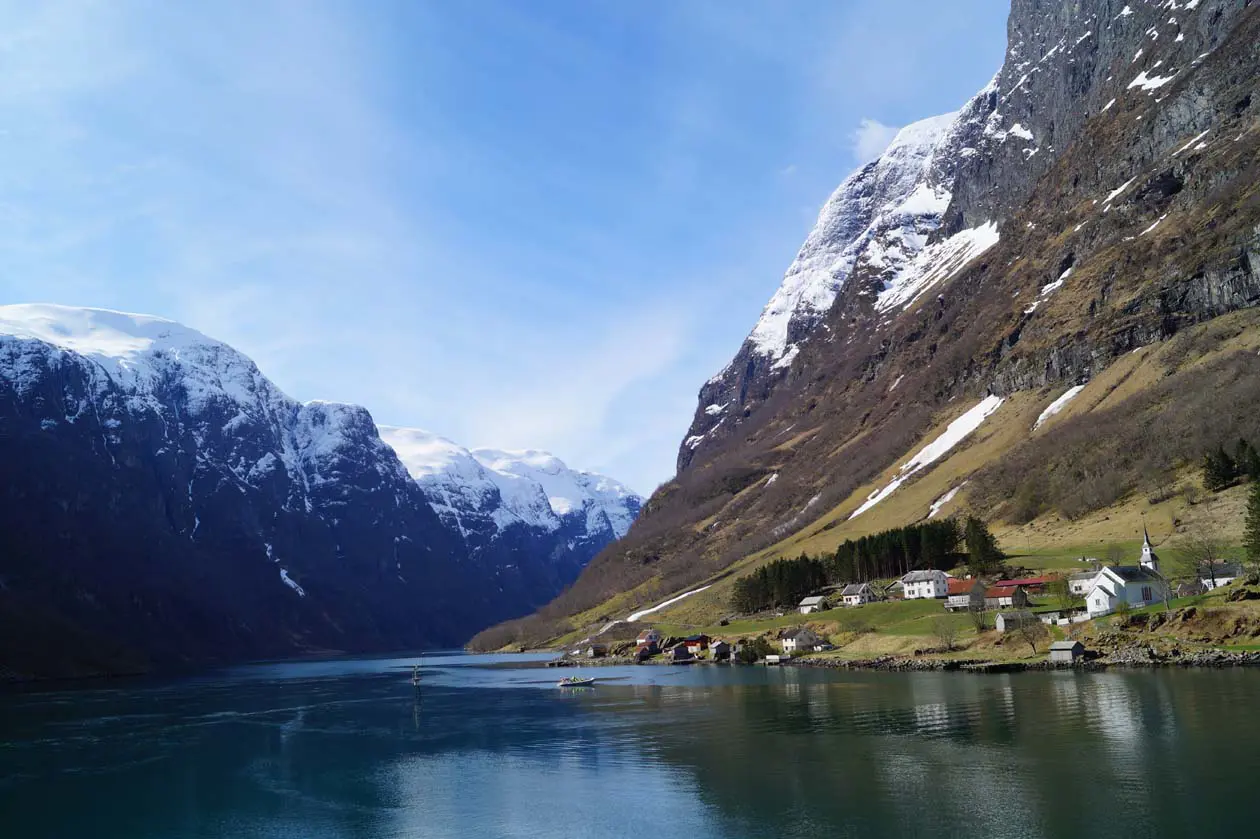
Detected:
[730,555,829,614]
[830,519,964,582]
[730,517,1004,613]
[1202,438,1260,491]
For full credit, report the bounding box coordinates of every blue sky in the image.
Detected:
[0,0,1008,495]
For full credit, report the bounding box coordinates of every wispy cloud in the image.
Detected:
[851,118,901,163]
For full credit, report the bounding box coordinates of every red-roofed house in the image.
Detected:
[994,576,1052,594]
[984,585,1030,610]
[944,578,985,612]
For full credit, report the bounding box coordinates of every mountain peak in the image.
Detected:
[379,425,641,539]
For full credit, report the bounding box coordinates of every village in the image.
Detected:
[557,528,1255,670]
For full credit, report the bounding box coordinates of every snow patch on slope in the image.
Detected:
[626,585,712,623]
[849,395,1004,520]
[1034,385,1086,430]
[874,221,1000,313]
[928,483,966,519]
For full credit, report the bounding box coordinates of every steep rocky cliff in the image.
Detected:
[477,0,1260,649]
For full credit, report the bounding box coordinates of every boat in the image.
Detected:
[557,676,596,688]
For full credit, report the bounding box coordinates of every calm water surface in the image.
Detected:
[1,653,1256,838]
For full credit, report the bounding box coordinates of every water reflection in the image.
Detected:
[1,659,1257,838]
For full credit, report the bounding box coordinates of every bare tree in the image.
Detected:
[932,616,960,651]
[1016,620,1050,654]
[1178,527,1230,588]
[1105,544,1126,566]
[967,607,988,633]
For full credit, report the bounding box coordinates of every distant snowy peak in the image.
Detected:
[746,111,961,365]
[0,303,408,506]
[379,426,642,540]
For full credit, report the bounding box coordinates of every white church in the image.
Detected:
[1084,528,1171,617]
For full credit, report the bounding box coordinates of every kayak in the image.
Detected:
[557,676,596,688]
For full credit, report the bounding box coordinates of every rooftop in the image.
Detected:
[1105,565,1163,582]
[903,570,947,583]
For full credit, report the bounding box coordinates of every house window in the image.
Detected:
[1141,586,1152,602]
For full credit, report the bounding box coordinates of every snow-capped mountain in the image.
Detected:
[681,0,1250,471]
[0,304,638,678]
[380,427,640,595]
[380,426,640,542]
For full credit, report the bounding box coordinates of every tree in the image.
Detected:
[965,517,1005,576]
[1016,620,1050,654]
[932,616,960,651]
[1203,445,1238,491]
[967,607,988,633]
[735,637,774,664]
[1179,527,1230,589]
[1048,577,1075,611]
[1105,544,1126,566]
[1237,438,1260,481]
[1245,480,1260,564]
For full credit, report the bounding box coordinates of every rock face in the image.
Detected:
[379,426,641,609]
[0,305,637,678]
[483,0,1260,648]
[685,0,1253,467]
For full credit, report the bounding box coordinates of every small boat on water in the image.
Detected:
[557,676,596,688]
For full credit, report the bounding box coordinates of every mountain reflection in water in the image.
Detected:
[0,654,1250,838]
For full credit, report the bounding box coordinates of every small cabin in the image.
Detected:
[684,634,710,655]
[799,595,831,614]
[840,583,875,607]
[1049,640,1085,664]
[995,610,1038,633]
[585,643,608,658]
[669,644,695,663]
[710,640,732,661]
[636,629,662,653]
[985,585,1030,611]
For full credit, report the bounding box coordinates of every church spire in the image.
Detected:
[1140,525,1158,572]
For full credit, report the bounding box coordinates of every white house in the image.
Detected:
[1200,562,1243,590]
[901,570,950,600]
[1085,529,1170,617]
[798,595,831,614]
[1068,570,1099,597]
[781,628,821,654]
[840,583,875,607]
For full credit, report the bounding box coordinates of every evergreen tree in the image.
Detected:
[1245,480,1260,563]
[1203,446,1238,491]
[1237,438,1260,482]
[965,516,1004,576]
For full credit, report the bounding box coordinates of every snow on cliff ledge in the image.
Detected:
[745,111,969,366]
[380,426,641,539]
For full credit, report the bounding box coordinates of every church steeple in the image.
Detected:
[1140,525,1159,572]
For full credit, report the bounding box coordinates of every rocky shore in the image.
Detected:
[785,648,1260,673]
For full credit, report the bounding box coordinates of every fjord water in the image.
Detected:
[2,655,1255,838]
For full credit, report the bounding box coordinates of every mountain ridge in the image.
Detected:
[0,303,639,678]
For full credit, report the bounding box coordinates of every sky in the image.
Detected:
[0,0,1009,496]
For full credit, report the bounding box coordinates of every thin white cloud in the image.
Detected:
[851,117,901,163]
